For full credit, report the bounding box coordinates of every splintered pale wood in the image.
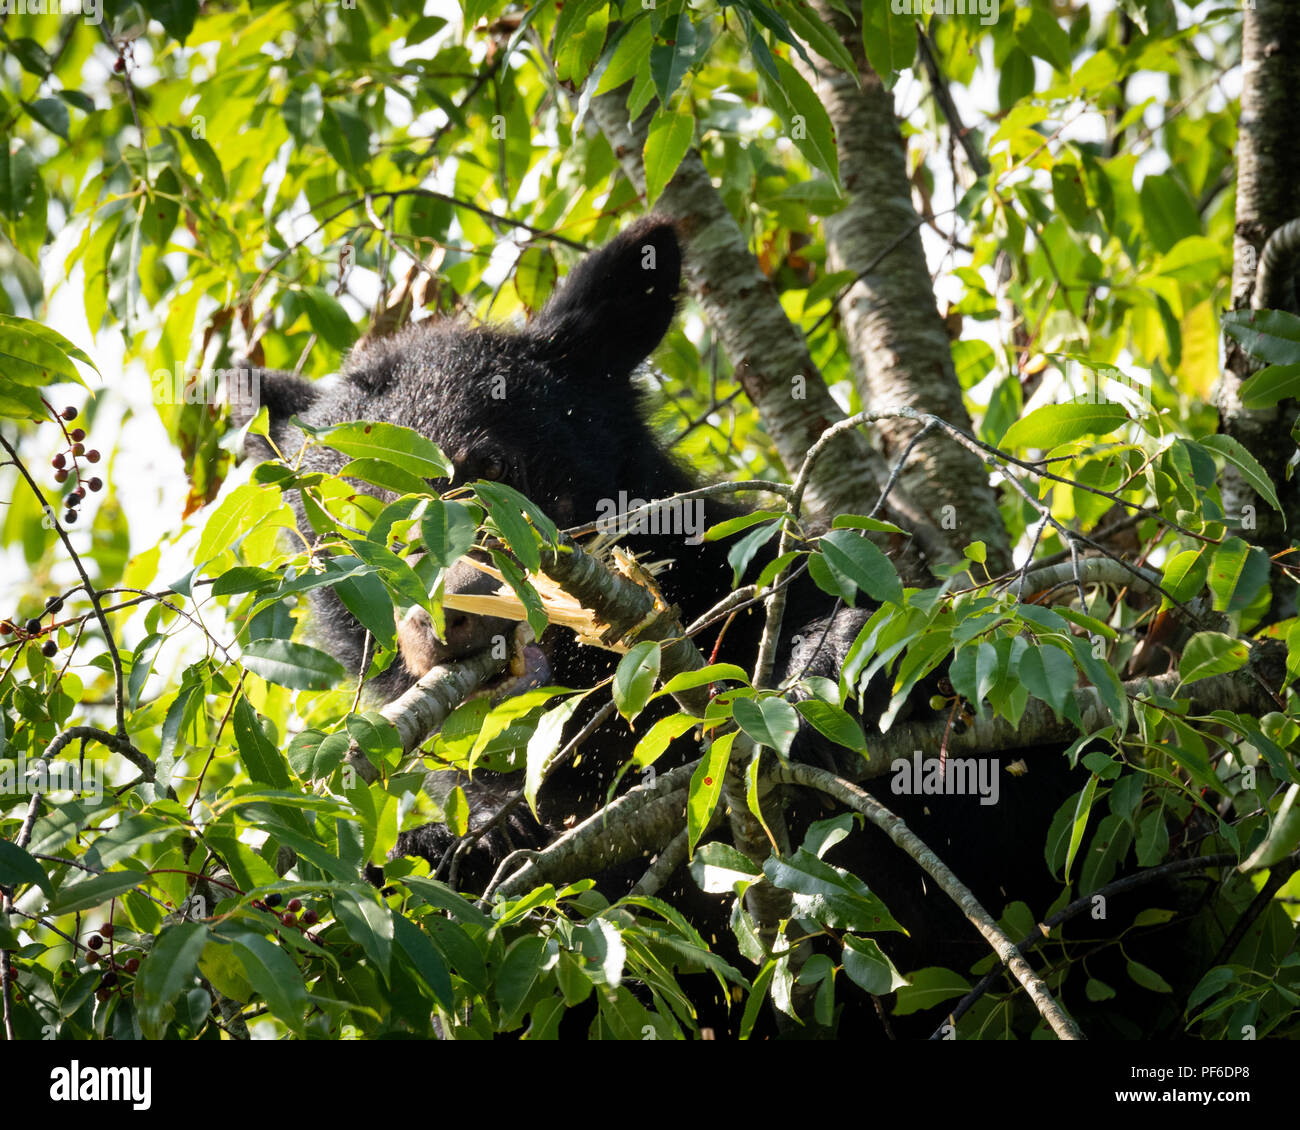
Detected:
[441,550,672,654]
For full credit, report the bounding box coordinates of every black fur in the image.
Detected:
[237,218,1110,1036]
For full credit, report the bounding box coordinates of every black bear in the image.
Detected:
[237,217,1101,1036]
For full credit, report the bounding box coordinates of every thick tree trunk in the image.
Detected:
[1219,0,1300,619]
[794,3,1011,575]
[589,89,958,579]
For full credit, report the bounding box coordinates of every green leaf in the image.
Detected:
[1018,643,1076,722]
[1241,783,1300,870]
[841,934,907,995]
[1206,537,1271,614]
[51,870,149,914]
[732,694,800,758]
[758,56,840,185]
[392,913,454,1010]
[643,107,694,206]
[1197,434,1283,513]
[687,731,734,853]
[1178,632,1249,687]
[1126,958,1173,993]
[525,694,587,813]
[793,698,867,756]
[24,98,69,139]
[1001,402,1129,449]
[818,529,903,605]
[1221,308,1300,365]
[763,849,902,933]
[631,711,699,769]
[241,639,348,690]
[892,967,970,1016]
[613,640,660,723]
[0,839,52,896]
[232,698,293,788]
[196,482,286,568]
[136,921,208,1039]
[1238,363,1300,409]
[338,458,431,498]
[311,419,451,480]
[649,10,697,104]
[230,933,309,1031]
[657,663,750,697]
[420,499,478,568]
[1161,548,1206,605]
[0,313,96,387]
[333,888,394,979]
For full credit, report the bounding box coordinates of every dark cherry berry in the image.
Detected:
[87,934,103,950]
[26,618,41,634]
[287,898,302,913]
[281,912,297,927]
[124,958,140,974]
[42,640,58,658]
[100,971,118,988]
[71,442,85,456]
[52,453,66,469]
[61,406,78,421]
[68,489,84,503]
[86,449,101,463]
[85,950,99,964]
[54,469,69,483]
[99,923,114,939]
[64,510,77,524]
[45,596,63,613]
[70,427,86,442]
[96,988,111,1002]
[301,909,318,926]
[263,892,282,909]
[88,477,103,493]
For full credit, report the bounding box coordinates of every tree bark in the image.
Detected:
[794,3,1011,575]
[1219,0,1300,619]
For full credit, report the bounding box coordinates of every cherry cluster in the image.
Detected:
[49,403,102,526]
[254,891,322,941]
[56,922,142,1004]
[0,592,66,658]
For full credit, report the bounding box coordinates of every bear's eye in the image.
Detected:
[480,456,505,481]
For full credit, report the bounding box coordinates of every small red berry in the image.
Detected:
[0,621,11,635]
[87,934,103,950]
[301,909,319,926]
[71,442,85,456]
[70,427,86,442]
[86,449,101,463]
[96,988,111,1002]
[88,477,103,493]
[287,898,302,913]
[54,469,69,483]
[52,453,66,469]
[62,406,78,421]
[124,958,140,974]
[281,912,296,927]
[99,923,114,939]
[85,950,99,964]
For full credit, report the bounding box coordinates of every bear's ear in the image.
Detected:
[228,369,318,456]
[530,216,682,382]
